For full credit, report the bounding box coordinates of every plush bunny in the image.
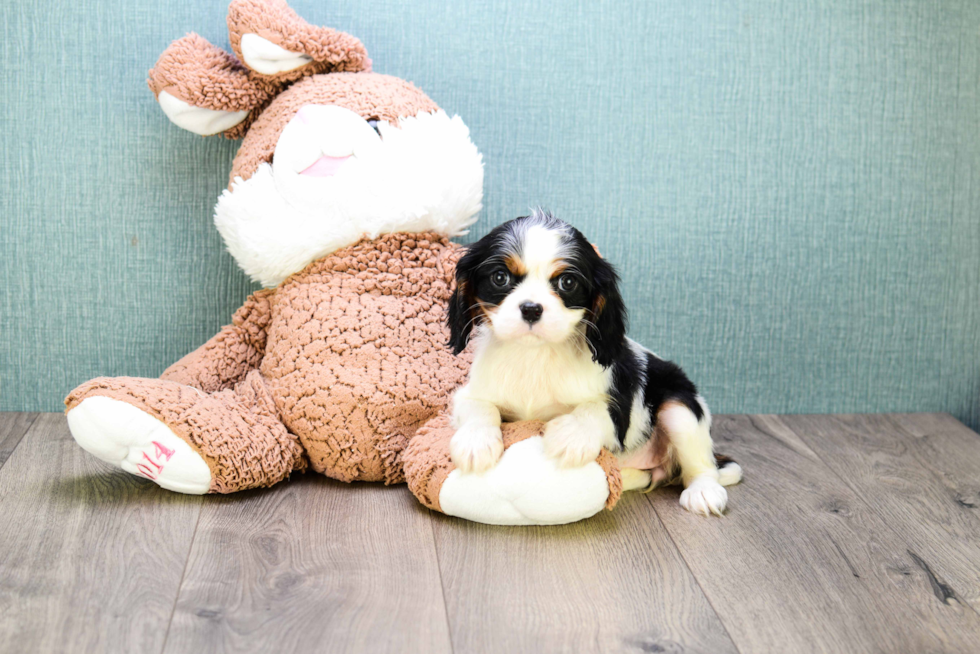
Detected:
[65,0,626,525]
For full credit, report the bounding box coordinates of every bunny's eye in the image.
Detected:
[366,119,381,136]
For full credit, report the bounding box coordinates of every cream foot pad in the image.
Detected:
[67,396,212,494]
[438,436,611,526]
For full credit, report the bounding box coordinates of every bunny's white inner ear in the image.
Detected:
[157,91,248,136]
[158,91,249,136]
[240,33,312,75]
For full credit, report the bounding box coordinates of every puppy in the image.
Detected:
[446,210,741,516]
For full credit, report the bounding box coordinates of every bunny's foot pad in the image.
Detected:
[404,416,622,526]
[67,396,212,494]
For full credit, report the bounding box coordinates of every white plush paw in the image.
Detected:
[450,423,504,473]
[240,34,313,75]
[543,414,602,468]
[66,396,211,494]
[679,475,729,517]
[158,91,249,136]
[440,436,610,525]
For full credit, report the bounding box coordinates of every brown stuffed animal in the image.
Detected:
[65,0,624,525]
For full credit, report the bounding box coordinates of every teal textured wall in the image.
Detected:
[2,0,979,427]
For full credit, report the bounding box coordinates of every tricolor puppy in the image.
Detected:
[447,211,742,516]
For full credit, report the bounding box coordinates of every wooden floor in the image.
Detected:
[1,413,980,653]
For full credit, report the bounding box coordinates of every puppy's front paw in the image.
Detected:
[450,423,504,474]
[679,475,729,517]
[543,414,602,468]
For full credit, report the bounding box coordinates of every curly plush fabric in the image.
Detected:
[160,288,275,393]
[596,449,624,510]
[227,0,371,82]
[147,0,372,139]
[263,232,469,483]
[65,372,308,493]
[66,233,470,492]
[147,33,271,113]
[401,414,458,511]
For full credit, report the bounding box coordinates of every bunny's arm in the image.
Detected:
[160,288,276,393]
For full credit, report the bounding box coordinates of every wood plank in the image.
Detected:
[0,413,203,653]
[0,412,37,469]
[780,413,980,612]
[432,492,738,654]
[162,477,452,654]
[650,414,980,654]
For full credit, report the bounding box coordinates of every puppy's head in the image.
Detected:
[448,210,627,366]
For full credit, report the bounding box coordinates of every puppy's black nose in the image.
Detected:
[519,302,543,324]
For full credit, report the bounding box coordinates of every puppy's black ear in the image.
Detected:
[587,257,627,367]
[447,253,479,355]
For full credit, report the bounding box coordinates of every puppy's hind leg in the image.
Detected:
[658,401,729,517]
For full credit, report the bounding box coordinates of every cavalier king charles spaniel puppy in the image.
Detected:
[446,210,741,516]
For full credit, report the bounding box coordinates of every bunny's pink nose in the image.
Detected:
[300,154,351,177]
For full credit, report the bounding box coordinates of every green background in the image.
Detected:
[2,0,978,428]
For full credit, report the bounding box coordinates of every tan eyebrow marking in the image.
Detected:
[504,254,527,276]
[549,261,569,278]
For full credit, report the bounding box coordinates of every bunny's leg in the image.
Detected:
[65,371,306,494]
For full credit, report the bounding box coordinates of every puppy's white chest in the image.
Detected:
[470,340,608,422]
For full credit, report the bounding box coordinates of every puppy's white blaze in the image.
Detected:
[521,223,568,276]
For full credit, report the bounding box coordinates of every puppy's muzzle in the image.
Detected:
[519,302,543,325]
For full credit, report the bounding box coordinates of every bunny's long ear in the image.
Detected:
[227,0,371,81]
[148,34,271,137]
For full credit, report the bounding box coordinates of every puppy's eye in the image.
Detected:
[557,274,578,292]
[367,119,381,136]
[490,270,511,287]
